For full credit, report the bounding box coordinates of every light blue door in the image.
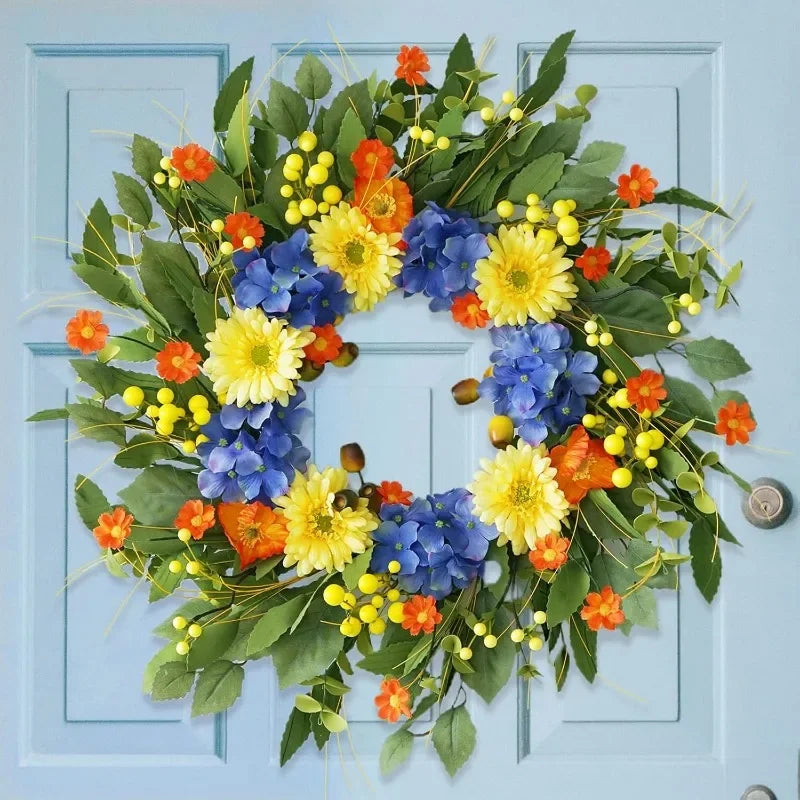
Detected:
[3,2,799,798]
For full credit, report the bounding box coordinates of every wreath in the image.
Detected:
[30,30,755,777]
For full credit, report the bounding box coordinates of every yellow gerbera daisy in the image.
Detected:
[275,465,377,576]
[308,202,402,311]
[204,307,314,407]
[474,225,577,326]
[467,442,570,555]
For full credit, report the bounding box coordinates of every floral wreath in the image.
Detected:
[32,31,755,777]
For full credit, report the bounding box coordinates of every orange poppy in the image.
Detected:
[550,425,616,504]
[528,533,570,572]
[395,45,430,86]
[575,246,611,281]
[171,143,215,182]
[715,400,756,446]
[626,369,667,414]
[351,139,395,180]
[616,164,658,209]
[401,595,442,636]
[93,507,134,550]
[217,501,289,568]
[224,212,265,250]
[374,677,412,723]
[303,324,343,366]
[451,292,490,329]
[155,340,202,383]
[173,499,216,540]
[580,585,626,631]
[65,309,109,354]
[353,175,413,234]
[377,480,413,506]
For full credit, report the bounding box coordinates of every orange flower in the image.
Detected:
[715,400,756,446]
[575,246,611,281]
[171,143,215,182]
[353,175,413,234]
[303,324,343,366]
[550,425,616,504]
[351,139,395,180]
[401,595,442,636]
[224,212,264,250]
[616,164,658,209]
[451,292,490,329]
[374,677,412,723]
[377,480,413,506]
[65,309,109,354]
[626,369,667,414]
[155,340,202,383]
[173,499,216,540]
[93,507,133,550]
[217,501,289,568]
[395,45,430,86]
[580,585,626,631]
[528,533,570,572]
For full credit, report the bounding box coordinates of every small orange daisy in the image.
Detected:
[616,164,658,209]
[93,507,134,550]
[451,292,490,329]
[580,585,626,631]
[351,139,395,180]
[715,400,756,446]
[171,143,215,183]
[395,45,430,86]
[217,502,289,568]
[401,595,441,636]
[224,212,264,250]
[155,340,202,384]
[374,677,412,723]
[173,499,216,540]
[528,533,570,572]
[65,309,109,354]
[625,369,667,414]
[377,480,413,506]
[575,246,612,281]
[303,324,343,366]
[353,176,413,234]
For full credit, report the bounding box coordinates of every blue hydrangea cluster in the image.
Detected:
[396,202,490,311]
[479,322,601,445]
[369,489,498,599]
[232,229,351,327]
[197,388,311,503]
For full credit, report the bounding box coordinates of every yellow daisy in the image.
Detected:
[467,442,570,555]
[308,202,402,311]
[204,307,314,407]
[474,225,577,326]
[275,465,377,576]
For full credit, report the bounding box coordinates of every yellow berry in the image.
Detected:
[210,218,225,233]
[552,199,571,218]
[563,234,580,246]
[480,106,494,122]
[284,207,303,225]
[219,241,234,256]
[584,319,598,334]
[648,430,665,450]
[537,228,558,246]
[371,595,384,608]
[388,560,401,574]
[317,151,335,167]
[420,129,435,145]
[408,125,423,140]
[159,403,179,423]
[280,184,294,198]
[636,432,653,449]
[357,573,379,595]
[585,334,599,347]
[459,646,473,660]
[339,617,362,638]
[509,107,524,122]
[526,193,540,206]
[285,153,304,171]
[175,641,190,656]
[187,623,202,639]
[307,164,328,185]
[510,628,525,643]
[483,634,498,649]
[567,199,577,211]
[387,589,400,602]
[168,175,181,189]
[159,156,172,170]
[340,592,357,611]
[157,387,174,404]
[242,235,256,250]
[185,561,201,576]
[615,426,627,437]
[155,420,173,436]
[525,205,545,223]
[644,456,658,469]
[358,605,378,624]
[528,636,544,651]
[602,369,618,385]
[298,198,317,217]
[119,386,144,410]
[634,445,650,460]
[612,467,633,488]
[473,622,487,637]
[533,610,547,625]
[501,90,515,104]
[168,559,183,574]
[679,293,693,307]
[369,618,386,635]
[288,200,298,208]
[594,415,606,427]
[556,215,579,237]
[193,408,211,426]
[178,528,192,543]
[599,332,614,347]
[432,136,450,152]
[322,185,342,205]
[496,200,514,218]
[615,388,632,409]
[388,602,405,624]
[153,172,166,185]
[298,131,318,152]
[187,394,208,413]
[172,615,187,630]
[603,434,625,456]
[323,584,346,607]
[582,414,597,429]
[317,201,330,214]
[687,301,702,316]
[668,320,682,335]
[607,397,619,409]
[282,166,300,181]
[145,404,160,419]
[181,439,196,454]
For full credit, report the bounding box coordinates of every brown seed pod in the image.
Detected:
[358,482,378,499]
[333,489,360,511]
[340,442,366,472]
[332,342,359,368]
[451,377,480,405]
[299,360,325,382]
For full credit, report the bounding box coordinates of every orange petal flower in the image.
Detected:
[616,164,658,209]
[575,246,611,282]
[217,501,288,568]
[580,585,626,631]
[395,45,430,86]
[374,677,412,723]
[155,340,202,383]
[451,292,490,329]
[351,139,395,180]
[401,595,442,636]
[173,499,216,540]
[171,143,215,182]
[715,400,756,446]
[626,369,667,414]
[93,507,133,550]
[65,309,109,354]
[377,480,413,507]
[550,425,616,504]
[303,323,343,366]
[224,212,265,250]
[354,175,413,234]
[528,533,570,572]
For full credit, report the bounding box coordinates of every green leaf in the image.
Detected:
[107,326,160,361]
[568,615,597,682]
[462,606,515,702]
[151,661,195,700]
[577,140,625,177]
[380,728,414,776]
[113,172,153,226]
[529,118,582,158]
[322,80,373,149]
[295,53,332,100]
[72,261,141,309]
[74,474,110,531]
[546,560,590,626]
[430,109,463,173]
[187,620,240,670]
[574,84,597,106]
[246,595,307,657]
[518,30,575,113]
[131,134,162,184]
[27,407,68,422]
[431,705,476,777]
[657,448,691,480]
[214,57,254,132]
[653,187,730,218]
[446,33,475,76]
[118,465,199,527]
[357,640,417,676]
[320,709,347,733]
[334,108,367,186]
[546,165,615,209]
[141,238,202,308]
[191,660,244,716]
[139,245,195,333]
[664,376,715,426]
[342,549,372,591]
[67,402,128,447]
[82,198,118,270]
[507,152,564,204]
[554,646,570,690]
[294,694,323,713]
[191,287,222,338]
[685,336,751,382]
[279,707,312,765]
[267,79,310,141]
[224,95,251,176]
[585,489,641,539]
[690,518,722,602]
[189,168,247,214]
[252,125,278,171]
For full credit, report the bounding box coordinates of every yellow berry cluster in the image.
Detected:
[172,614,204,655]
[122,385,211,450]
[509,609,548,652]
[494,195,581,247]
[408,124,451,151]
[207,217,241,256]
[602,421,666,486]
[152,156,183,190]
[582,318,614,348]
[667,292,702,334]
[479,89,527,125]
[323,572,403,638]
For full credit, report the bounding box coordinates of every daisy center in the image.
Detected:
[638,386,651,397]
[191,514,204,527]
[629,179,640,191]
[184,157,196,171]
[111,525,123,539]
[467,303,479,315]
[313,337,329,352]
[80,325,95,339]
[416,611,429,624]
[728,419,740,429]
[599,603,611,615]
[543,548,557,562]
[171,355,185,368]
[344,240,366,265]
[508,269,531,290]
[313,512,334,534]
[389,695,401,708]
[512,481,539,506]
[368,192,396,219]
[250,343,275,367]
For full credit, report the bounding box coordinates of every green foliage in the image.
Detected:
[151,661,195,700]
[131,134,162,184]
[118,465,199,527]
[685,337,751,382]
[462,606,515,702]
[113,172,152,226]
[246,595,307,657]
[653,187,730,218]
[690,518,723,601]
[267,80,311,141]
[546,560,590,625]
[280,707,312,764]
[82,198,118,270]
[380,728,414,776]
[342,550,372,590]
[321,80,372,149]
[191,660,245,716]
[66,402,128,447]
[576,140,625,176]
[507,153,564,203]
[569,615,597,682]
[546,165,615,209]
[214,57,254,132]
[74,475,110,531]
[530,118,583,158]
[334,108,366,186]
[518,30,575,113]
[26,407,68,422]
[431,705,476,776]
[295,53,332,100]
[187,620,240,670]
[115,434,178,469]
[224,95,252,175]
